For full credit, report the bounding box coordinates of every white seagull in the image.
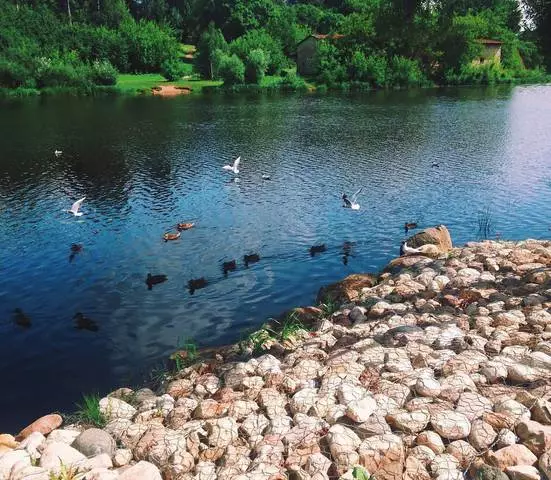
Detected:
[54,150,63,157]
[342,188,362,210]
[262,174,271,180]
[400,240,421,256]
[67,197,86,217]
[222,156,240,174]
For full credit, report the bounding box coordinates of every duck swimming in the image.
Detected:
[73,312,99,332]
[13,308,31,328]
[310,244,327,256]
[188,277,207,294]
[146,273,168,290]
[404,222,418,233]
[163,232,181,242]
[176,222,195,231]
[223,260,237,275]
[244,253,260,267]
[69,243,83,263]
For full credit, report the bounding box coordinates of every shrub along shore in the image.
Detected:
[2,229,551,479]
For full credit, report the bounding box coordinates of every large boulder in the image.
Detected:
[316,274,377,304]
[406,225,453,252]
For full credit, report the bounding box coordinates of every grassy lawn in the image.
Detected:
[117,73,222,94]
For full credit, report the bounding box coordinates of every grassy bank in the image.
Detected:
[116,73,222,94]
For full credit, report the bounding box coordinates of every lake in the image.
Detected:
[1,85,551,431]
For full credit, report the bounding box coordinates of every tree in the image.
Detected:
[245,48,268,83]
[218,52,244,84]
[194,22,228,79]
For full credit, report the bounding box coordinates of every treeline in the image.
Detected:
[0,0,550,94]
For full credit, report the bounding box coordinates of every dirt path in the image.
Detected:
[151,85,191,96]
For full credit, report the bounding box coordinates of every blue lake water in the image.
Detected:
[1,85,551,431]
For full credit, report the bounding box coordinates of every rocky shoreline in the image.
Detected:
[2,231,551,480]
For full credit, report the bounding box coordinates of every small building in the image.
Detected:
[296,34,345,76]
[473,39,503,65]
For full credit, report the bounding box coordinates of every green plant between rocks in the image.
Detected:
[49,462,81,480]
[170,337,199,371]
[319,299,339,317]
[74,393,105,428]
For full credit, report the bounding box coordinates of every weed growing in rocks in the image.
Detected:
[74,393,105,428]
[48,462,81,480]
[319,299,339,316]
[169,337,199,371]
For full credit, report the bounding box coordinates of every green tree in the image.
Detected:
[229,29,286,74]
[245,48,268,83]
[194,22,228,79]
[218,52,244,84]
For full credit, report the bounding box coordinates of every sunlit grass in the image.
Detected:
[116,73,222,94]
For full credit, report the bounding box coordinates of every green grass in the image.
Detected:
[116,73,222,94]
[169,337,199,371]
[49,463,81,480]
[180,44,196,55]
[74,393,105,428]
[319,299,339,316]
[278,311,308,341]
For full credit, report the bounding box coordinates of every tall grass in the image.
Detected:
[74,393,105,428]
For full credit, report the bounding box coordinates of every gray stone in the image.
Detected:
[72,428,116,458]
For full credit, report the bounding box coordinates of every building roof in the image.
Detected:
[297,33,345,46]
[477,38,503,45]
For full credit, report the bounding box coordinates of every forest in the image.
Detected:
[0,0,550,94]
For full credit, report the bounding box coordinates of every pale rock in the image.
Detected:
[326,424,361,462]
[46,429,81,445]
[119,460,162,480]
[526,309,551,327]
[486,444,537,469]
[408,445,436,466]
[387,411,430,434]
[345,395,377,423]
[39,442,86,470]
[429,453,460,477]
[356,414,392,437]
[416,431,445,454]
[496,428,518,448]
[325,404,347,424]
[337,383,367,405]
[75,453,113,471]
[378,381,410,407]
[99,397,136,421]
[241,413,270,438]
[156,394,175,417]
[480,361,508,383]
[8,465,49,480]
[194,399,227,419]
[84,468,119,480]
[104,420,148,450]
[0,450,30,478]
[445,440,477,469]
[305,453,332,475]
[431,411,471,440]
[166,378,194,398]
[113,448,132,467]
[291,388,319,415]
[18,431,45,460]
[495,399,531,425]
[455,391,493,421]
[508,363,544,384]
[373,394,400,416]
[269,416,293,436]
[415,376,441,398]
[469,419,497,451]
[435,470,463,480]
[204,417,238,448]
[228,399,258,420]
[532,399,551,425]
[505,465,542,480]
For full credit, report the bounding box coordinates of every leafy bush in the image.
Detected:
[230,29,287,75]
[279,71,308,90]
[0,58,32,88]
[245,48,268,84]
[387,55,427,87]
[349,51,387,87]
[160,58,185,81]
[90,60,117,85]
[445,62,513,84]
[218,53,245,85]
[316,40,347,86]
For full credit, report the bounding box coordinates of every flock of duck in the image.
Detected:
[11,154,422,331]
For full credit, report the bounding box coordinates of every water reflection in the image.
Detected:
[1,85,551,430]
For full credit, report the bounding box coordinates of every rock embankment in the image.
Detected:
[2,237,551,480]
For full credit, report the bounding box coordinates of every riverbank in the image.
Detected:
[2,232,551,479]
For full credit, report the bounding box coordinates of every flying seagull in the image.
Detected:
[54,150,62,157]
[67,197,86,217]
[342,188,362,210]
[222,156,240,174]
